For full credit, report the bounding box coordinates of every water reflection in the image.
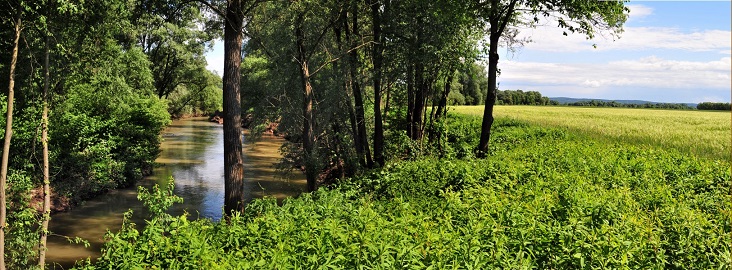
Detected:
[46,117,305,268]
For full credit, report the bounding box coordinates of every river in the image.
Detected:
[45,117,306,268]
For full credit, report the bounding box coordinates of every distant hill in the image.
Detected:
[550,97,697,108]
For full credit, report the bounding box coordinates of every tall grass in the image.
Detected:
[451,105,731,161]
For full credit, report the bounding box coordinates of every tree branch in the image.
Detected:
[309,40,373,77]
[496,0,518,36]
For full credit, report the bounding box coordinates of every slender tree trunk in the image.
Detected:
[477,0,516,156]
[412,63,425,141]
[477,32,500,157]
[434,73,453,154]
[335,14,360,166]
[383,79,391,121]
[342,12,364,167]
[38,34,51,270]
[348,5,372,168]
[223,0,245,215]
[296,13,317,192]
[352,55,372,168]
[330,120,345,179]
[332,25,350,178]
[406,64,414,138]
[0,16,21,270]
[427,81,436,142]
[370,0,384,166]
[435,71,454,122]
[419,76,432,143]
[344,81,359,159]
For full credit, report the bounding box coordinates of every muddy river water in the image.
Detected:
[45,117,306,268]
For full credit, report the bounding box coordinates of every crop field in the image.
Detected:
[451,105,731,161]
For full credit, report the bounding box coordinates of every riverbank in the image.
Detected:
[47,117,306,268]
[30,112,256,215]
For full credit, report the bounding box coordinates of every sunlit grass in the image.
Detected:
[451,105,731,161]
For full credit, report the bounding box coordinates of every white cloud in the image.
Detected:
[510,16,731,53]
[626,4,653,20]
[498,56,731,91]
[694,96,728,103]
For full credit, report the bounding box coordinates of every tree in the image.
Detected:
[475,0,627,156]
[168,68,223,117]
[37,34,50,270]
[0,12,21,270]
[131,0,217,107]
[292,0,353,189]
[384,0,479,142]
[369,0,384,166]
[221,0,246,214]
[0,0,171,266]
[242,0,371,188]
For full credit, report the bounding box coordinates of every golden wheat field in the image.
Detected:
[451,105,731,161]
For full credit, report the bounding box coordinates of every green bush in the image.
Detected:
[79,116,730,269]
[49,47,170,202]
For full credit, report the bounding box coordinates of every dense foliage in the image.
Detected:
[0,1,181,267]
[697,102,731,111]
[495,89,558,106]
[77,115,730,269]
[565,100,694,110]
[3,0,717,268]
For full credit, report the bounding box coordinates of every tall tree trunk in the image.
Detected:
[0,16,21,270]
[223,0,245,215]
[38,34,51,270]
[330,119,346,179]
[427,75,439,142]
[348,4,372,168]
[433,72,453,154]
[477,29,500,157]
[296,13,317,192]
[383,79,391,121]
[370,0,384,166]
[336,12,360,169]
[477,0,516,157]
[434,71,454,122]
[412,63,425,141]
[332,24,351,178]
[406,64,414,138]
[419,76,433,143]
[341,12,363,167]
[344,80,359,160]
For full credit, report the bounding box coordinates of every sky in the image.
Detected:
[205,1,732,104]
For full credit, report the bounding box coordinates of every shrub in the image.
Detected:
[78,116,730,269]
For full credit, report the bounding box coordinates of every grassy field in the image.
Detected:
[452,105,731,161]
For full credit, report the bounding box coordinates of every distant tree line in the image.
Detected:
[441,80,559,107]
[696,102,731,111]
[495,90,559,106]
[566,100,694,110]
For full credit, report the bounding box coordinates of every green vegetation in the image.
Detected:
[2,0,724,268]
[564,100,695,110]
[697,102,731,111]
[0,1,200,267]
[78,115,730,269]
[452,105,731,161]
[495,90,558,106]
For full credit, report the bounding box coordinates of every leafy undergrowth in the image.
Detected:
[76,117,730,269]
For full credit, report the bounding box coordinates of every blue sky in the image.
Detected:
[498,1,731,103]
[205,1,731,103]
